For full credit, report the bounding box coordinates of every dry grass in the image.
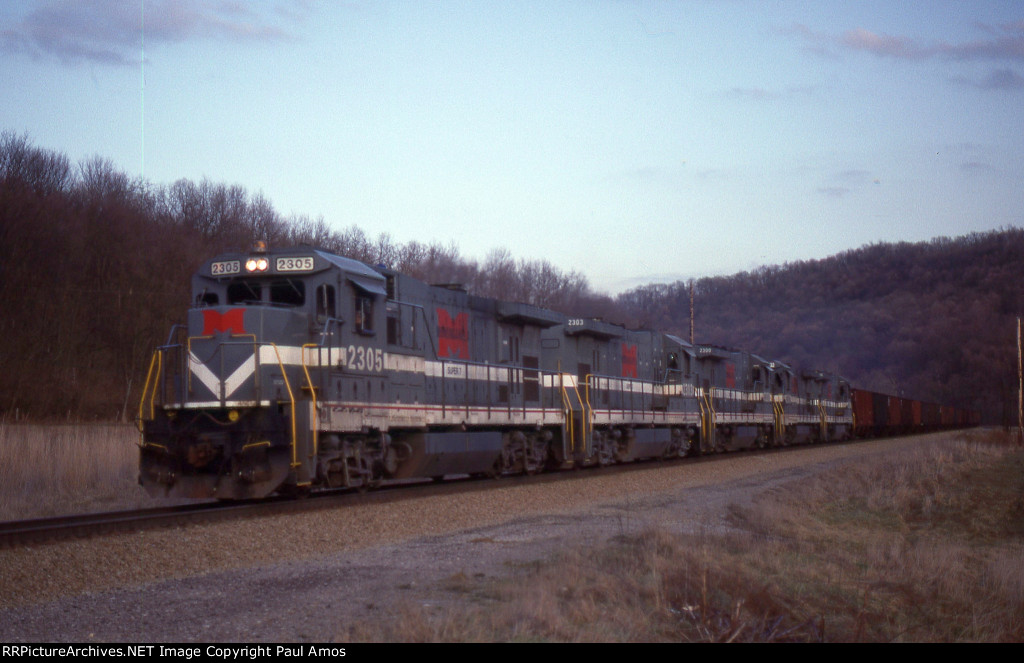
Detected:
[0,423,169,520]
[3,425,1020,640]
[344,430,1024,642]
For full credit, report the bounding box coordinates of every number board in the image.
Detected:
[211,260,240,276]
[275,256,315,272]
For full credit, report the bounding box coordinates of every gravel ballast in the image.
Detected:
[0,436,943,641]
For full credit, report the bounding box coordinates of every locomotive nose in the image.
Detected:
[139,302,312,499]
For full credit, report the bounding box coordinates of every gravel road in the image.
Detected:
[0,436,940,642]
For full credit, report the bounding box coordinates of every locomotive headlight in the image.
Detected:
[245,257,269,272]
[227,409,239,422]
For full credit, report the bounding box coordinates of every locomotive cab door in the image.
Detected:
[498,323,524,407]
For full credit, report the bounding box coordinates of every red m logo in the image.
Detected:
[621,343,637,378]
[202,308,247,335]
[437,308,470,359]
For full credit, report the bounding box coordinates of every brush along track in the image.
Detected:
[0,438,868,549]
[0,433,966,629]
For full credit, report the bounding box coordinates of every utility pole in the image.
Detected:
[689,279,695,345]
[1018,317,1022,444]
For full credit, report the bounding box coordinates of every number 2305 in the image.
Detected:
[343,345,383,372]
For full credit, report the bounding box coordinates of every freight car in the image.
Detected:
[850,388,979,438]
[136,243,966,500]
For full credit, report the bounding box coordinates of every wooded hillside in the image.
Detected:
[616,231,1024,424]
[0,133,606,419]
[1,132,1017,423]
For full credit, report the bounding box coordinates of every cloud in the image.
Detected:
[726,84,817,101]
[788,21,1024,63]
[941,21,1024,61]
[728,86,776,100]
[960,161,995,174]
[837,169,871,182]
[780,23,836,59]
[814,170,878,198]
[842,28,929,59]
[952,67,1024,90]
[817,186,849,199]
[0,0,300,66]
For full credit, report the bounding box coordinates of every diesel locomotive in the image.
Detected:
[136,243,960,500]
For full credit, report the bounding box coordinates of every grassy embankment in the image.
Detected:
[346,430,1024,642]
[0,423,162,520]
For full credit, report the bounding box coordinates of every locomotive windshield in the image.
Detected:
[225,277,306,307]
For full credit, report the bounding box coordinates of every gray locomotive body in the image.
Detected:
[138,244,853,499]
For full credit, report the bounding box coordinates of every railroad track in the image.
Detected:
[0,473,533,548]
[0,437,877,549]
[0,500,261,549]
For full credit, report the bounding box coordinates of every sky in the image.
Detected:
[2,1,1022,294]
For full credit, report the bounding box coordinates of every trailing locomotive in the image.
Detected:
[137,243,967,500]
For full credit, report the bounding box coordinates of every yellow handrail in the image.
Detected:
[703,387,716,427]
[582,374,596,449]
[571,378,588,455]
[136,350,162,440]
[149,350,163,421]
[558,373,575,453]
[301,343,321,459]
[773,394,786,442]
[584,373,595,427]
[556,373,590,456]
[262,342,299,472]
[698,387,716,451]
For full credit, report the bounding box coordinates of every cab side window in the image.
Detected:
[355,294,374,334]
[316,284,336,324]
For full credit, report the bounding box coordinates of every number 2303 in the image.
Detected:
[343,345,383,372]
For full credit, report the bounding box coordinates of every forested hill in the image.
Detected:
[0,133,607,420]
[615,229,1024,424]
[1,131,1019,423]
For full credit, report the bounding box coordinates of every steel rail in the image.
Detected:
[0,433,911,549]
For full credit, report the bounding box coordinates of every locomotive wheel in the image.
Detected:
[487,459,503,479]
[524,451,539,475]
[596,437,615,467]
[523,434,549,475]
[350,456,377,493]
